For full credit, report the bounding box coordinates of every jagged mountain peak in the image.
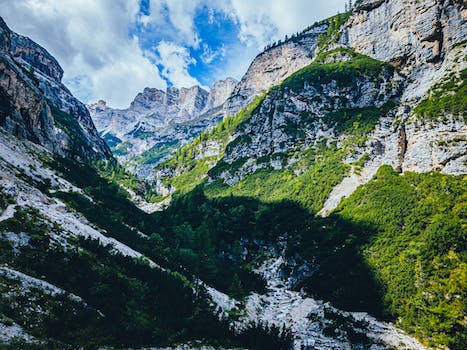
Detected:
[89,77,238,177]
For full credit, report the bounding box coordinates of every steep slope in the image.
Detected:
[155,0,466,210]
[225,23,328,116]
[0,131,233,348]
[0,18,111,161]
[89,78,237,178]
[149,1,466,348]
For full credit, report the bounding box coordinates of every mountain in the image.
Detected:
[225,22,327,116]
[150,0,466,348]
[89,78,237,178]
[0,0,466,349]
[0,18,111,161]
[155,0,466,200]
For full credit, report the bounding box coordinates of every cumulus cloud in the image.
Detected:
[201,43,226,64]
[228,0,345,49]
[0,0,166,108]
[156,41,204,89]
[0,0,345,107]
[140,0,202,48]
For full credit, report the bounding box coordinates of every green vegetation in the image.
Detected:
[48,157,267,297]
[100,133,121,147]
[206,143,349,213]
[0,206,224,347]
[161,166,466,348]
[91,158,161,203]
[157,95,265,195]
[0,166,291,349]
[51,107,92,158]
[317,12,352,49]
[324,100,396,137]
[135,140,179,165]
[278,51,395,93]
[334,167,466,348]
[0,188,14,211]
[413,68,467,122]
[111,140,132,156]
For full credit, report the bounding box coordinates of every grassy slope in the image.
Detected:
[203,50,396,211]
[157,95,265,195]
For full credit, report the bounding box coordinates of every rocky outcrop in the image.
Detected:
[225,24,328,116]
[0,16,111,160]
[238,254,426,350]
[0,17,58,153]
[10,31,64,82]
[343,0,466,67]
[214,53,404,184]
[129,85,209,121]
[205,77,237,111]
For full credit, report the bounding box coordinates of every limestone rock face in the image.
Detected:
[205,77,237,111]
[0,16,111,160]
[10,31,64,82]
[216,57,404,184]
[0,53,57,152]
[225,25,328,116]
[343,0,467,67]
[157,0,466,214]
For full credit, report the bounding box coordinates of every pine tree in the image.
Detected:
[229,273,244,299]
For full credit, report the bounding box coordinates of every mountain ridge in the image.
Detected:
[89,77,238,178]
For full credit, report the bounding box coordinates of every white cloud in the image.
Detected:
[0,0,166,108]
[156,41,204,89]
[141,0,202,48]
[0,0,346,107]
[228,0,345,49]
[201,43,226,64]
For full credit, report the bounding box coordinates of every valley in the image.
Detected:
[0,0,465,349]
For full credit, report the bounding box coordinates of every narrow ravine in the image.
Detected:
[239,255,426,350]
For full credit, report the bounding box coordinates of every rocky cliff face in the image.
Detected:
[219,55,403,180]
[205,77,238,111]
[89,78,237,177]
[0,18,58,153]
[10,31,64,82]
[225,24,328,116]
[0,17,111,160]
[155,0,466,215]
[344,0,466,67]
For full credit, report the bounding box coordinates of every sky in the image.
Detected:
[1,0,346,108]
